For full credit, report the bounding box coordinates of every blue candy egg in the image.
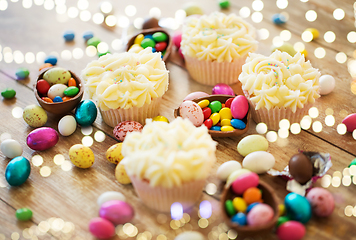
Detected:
[144,34,153,39]
[83,31,94,41]
[285,192,312,224]
[63,30,75,41]
[44,55,58,65]
[151,47,156,53]
[75,100,97,126]
[5,156,31,186]
[53,96,63,102]
[246,202,260,213]
[231,212,247,226]
[210,126,221,131]
[272,13,287,25]
[231,119,246,129]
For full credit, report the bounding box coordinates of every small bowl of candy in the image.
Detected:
[221,172,279,237]
[34,67,84,115]
[175,94,250,138]
[126,28,172,62]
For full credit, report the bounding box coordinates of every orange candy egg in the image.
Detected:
[68,78,76,87]
[41,97,53,103]
[62,96,72,102]
[39,63,53,71]
[243,187,262,204]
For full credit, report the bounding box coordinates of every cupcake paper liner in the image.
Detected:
[130,176,206,213]
[244,90,313,130]
[184,55,247,86]
[99,97,161,127]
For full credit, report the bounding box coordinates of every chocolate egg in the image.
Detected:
[26,127,59,151]
[284,193,312,224]
[288,153,313,184]
[5,156,31,186]
[74,100,97,126]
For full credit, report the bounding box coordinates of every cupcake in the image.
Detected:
[121,117,217,212]
[181,12,258,86]
[81,48,169,127]
[239,50,320,130]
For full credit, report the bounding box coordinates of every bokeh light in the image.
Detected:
[280,30,291,41]
[312,121,322,133]
[333,8,345,20]
[301,30,313,42]
[279,119,290,130]
[258,28,269,40]
[325,115,335,127]
[251,12,263,23]
[252,0,264,11]
[300,116,312,130]
[266,131,278,142]
[199,201,212,219]
[305,10,317,22]
[125,5,137,17]
[256,122,268,134]
[335,52,347,64]
[314,47,326,59]
[82,136,93,147]
[149,7,161,18]
[308,107,319,118]
[290,123,301,134]
[337,123,347,135]
[171,202,183,220]
[239,7,251,18]
[276,0,288,9]
[324,31,336,43]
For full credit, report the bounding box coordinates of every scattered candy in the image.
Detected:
[237,134,269,157]
[183,2,203,16]
[212,83,235,96]
[142,17,159,29]
[39,63,53,71]
[242,151,275,174]
[115,162,131,184]
[99,200,134,225]
[306,187,334,217]
[5,156,31,186]
[217,161,242,181]
[97,191,126,207]
[27,127,59,151]
[63,30,75,41]
[342,113,356,132]
[319,74,335,95]
[1,88,16,99]
[113,121,143,142]
[23,104,48,128]
[129,31,169,59]
[152,115,169,123]
[271,42,296,56]
[106,143,124,164]
[0,139,23,159]
[83,30,94,41]
[16,208,33,221]
[305,28,319,39]
[219,0,230,9]
[272,13,287,24]
[74,100,97,127]
[44,55,58,65]
[89,217,115,239]
[276,221,305,240]
[284,193,312,224]
[69,144,95,168]
[87,37,101,47]
[58,115,77,136]
[15,67,29,79]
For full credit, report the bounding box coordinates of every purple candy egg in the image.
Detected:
[26,127,59,151]
[212,83,235,96]
[99,200,135,225]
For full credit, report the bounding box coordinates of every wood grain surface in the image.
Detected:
[1,0,356,239]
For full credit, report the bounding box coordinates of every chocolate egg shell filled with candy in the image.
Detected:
[288,153,313,185]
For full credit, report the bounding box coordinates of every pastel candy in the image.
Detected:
[226,169,251,187]
[342,113,356,132]
[183,91,209,101]
[179,100,204,127]
[242,151,275,174]
[306,187,334,217]
[99,200,134,225]
[15,67,30,79]
[212,83,235,96]
[276,221,306,240]
[172,31,182,48]
[89,217,115,239]
[113,121,143,142]
[247,203,274,226]
[231,172,259,195]
[319,75,335,95]
[44,55,57,65]
[216,160,242,181]
[97,191,126,207]
[230,95,249,119]
[63,30,75,41]
[231,119,246,129]
[237,134,269,157]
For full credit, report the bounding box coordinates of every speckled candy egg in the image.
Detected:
[216,161,242,181]
[99,200,134,225]
[69,144,95,168]
[247,203,274,226]
[5,156,31,186]
[58,115,77,136]
[183,91,209,101]
[276,221,306,240]
[1,139,23,159]
[306,187,334,217]
[47,84,67,100]
[26,127,59,151]
[43,67,71,85]
[113,121,143,142]
[74,100,97,127]
[285,193,312,224]
[179,100,204,127]
[115,162,131,184]
[174,231,206,240]
[23,104,48,128]
[97,191,126,207]
[89,217,115,239]
[106,143,124,164]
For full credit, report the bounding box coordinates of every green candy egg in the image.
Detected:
[43,67,71,85]
[64,86,79,97]
[277,216,290,227]
[152,32,168,42]
[87,37,101,47]
[1,88,16,99]
[208,100,222,113]
[225,199,236,216]
[16,208,33,221]
[271,42,297,56]
[219,0,230,9]
[141,38,156,49]
[15,67,30,79]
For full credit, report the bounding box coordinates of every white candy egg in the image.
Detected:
[216,160,242,181]
[47,84,67,100]
[319,75,335,95]
[242,151,275,174]
[174,231,206,240]
[97,191,126,207]
[58,115,77,136]
[1,139,23,159]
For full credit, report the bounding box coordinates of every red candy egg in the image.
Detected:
[342,113,356,132]
[155,42,167,52]
[204,118,213,129]
[202,107,212,120]
[232,172,259,195]
[225,98,234,108]
[276,221,306,240]
[89,217,115,239]
[36,79,51,95]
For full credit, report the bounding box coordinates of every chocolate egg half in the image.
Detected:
[288,153,313,185]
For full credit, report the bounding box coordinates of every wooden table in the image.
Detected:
[1,0,356,239]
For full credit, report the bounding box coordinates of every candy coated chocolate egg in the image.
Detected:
[216,160,241,181]
[89,217,115,239]
[342,113,356,132]
[74,100,97,126]
[183,91,209,101]
[174,231,205,240]
[106,143,124,164]
[212,83,235,96]
[15,67,30,79]
[27,127,59,151]
[152,32,168,42]
[204,118,213,129]
[87,37,101,47]
[58,115,77,136]
[36,79,51,95]
[69,144,94,168]
[99,200,134,225]
[53,96,63,102]
[152,115,169,123]
[82,31,94,41]
[1,139,23,159]
[247,203,274,226]
[16,208,33,221]
[173,31,182,48]
[44,55,57,65]
[142,17,159,29]
[272,13,287,24]
[5,156,31,186]
[1,88,16,99]
[141,38,155,48]
[113,121,143,142]
[246,202,260,213]
[231,172,259,195]
[43,67,70,85]
[97,191,126,207]
[219,0,230,9]
[226,169,251,187]
[208,101,222,113]
[276,221,305,240]
[231,212,247,226]
[243,187,262,204]
[64,86,79,97]
[230,95,248,119]
[155,42,167,52]
[63,30,75,41]
[272,42,296,56]
[225,98,234,108]
[289,153,313,185]
[115,162,131,184]
[285,193,312,224]
[243,151,275,174]
[47,84,67,100]
[23,104,48,127]
[179,100,204,127]
[319,75,335,95]
[237,134,268,157]
[232,197,247,212]
[231,119,246,129]
[306,187,334,217]
[202,107,211,120]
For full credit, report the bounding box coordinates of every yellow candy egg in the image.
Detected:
[197,99,210,109]
[221,126,234,132]
[106,143,124,164]
[129,44,144,53]
[69,144,95,168]
[232,197,247,212]
[209,113,220,125]
[279,204,286,216]
[115,162,131,184]
[305,28,319,39]
[134,34,144,45]
[219,107,232,120]
[300,49,308,57]
[152,116,169,123]
[221,119,231,126]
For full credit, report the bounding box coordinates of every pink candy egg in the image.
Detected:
[247,203,274,226]
[306,187,334,217]
[230,95,249,119]
[173,30,182,48]
[231,172,259,195]
[89,217,115,239]
[178,48,184,59]
[99,200,135,225]
[113,121,143,142]
[26,127,59,151]
[183,91,209,101]
[342,113,356,132]
[276,221,306,240]
[212,83,235,96]
[179,100,204,127]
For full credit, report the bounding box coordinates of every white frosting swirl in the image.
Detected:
[181,12,258,62]
[239,51,320,112]
[81,48,169,110]
[121,118,217,188]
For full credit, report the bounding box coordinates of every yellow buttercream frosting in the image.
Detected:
[239,50,320,113]
[121,117,217,188]
[181,12,258,62]
[81,48,169,111]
